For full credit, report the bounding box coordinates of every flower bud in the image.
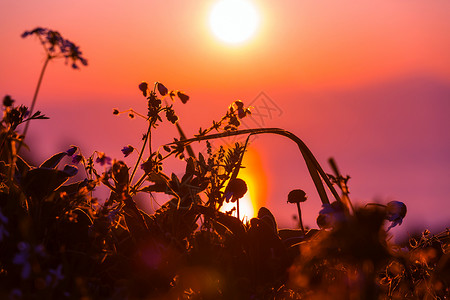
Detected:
[287,189,307,204]
[139,82,148,96]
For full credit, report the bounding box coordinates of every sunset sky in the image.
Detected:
[1,0,449,238]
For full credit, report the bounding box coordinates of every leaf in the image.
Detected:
[15,155,31,175]
[257,207,278,234]
[56,180,88,196]
[22,168,72,200]
[39,151,68,169]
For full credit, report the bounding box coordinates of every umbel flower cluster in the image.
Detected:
[0,28,449,299]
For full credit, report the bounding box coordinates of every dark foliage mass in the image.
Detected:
[0,28,449,299]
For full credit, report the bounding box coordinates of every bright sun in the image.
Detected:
[209,0,260,45]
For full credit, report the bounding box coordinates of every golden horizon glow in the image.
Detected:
[219,146,267,221]
[209,0,260,45]
[220,193,254,222]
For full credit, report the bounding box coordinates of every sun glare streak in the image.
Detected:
[221,193,255,222]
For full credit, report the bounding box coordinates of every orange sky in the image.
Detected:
[1,0,449,238]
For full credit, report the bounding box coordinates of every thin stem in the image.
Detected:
[20,55,51,146]
[237,198,240,220]
[129,122,152,184]
[296,202,305,235]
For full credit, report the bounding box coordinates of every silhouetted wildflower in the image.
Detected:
[225,178,247,202]
[22,27,88,69]
[177,91,189,104]
[139,81,148,96]
[288,189,308,234]
[63,165,78,176]
[46,264,64,288]
[3,95,14,107]
[72,155,83,164]
[386,200,407,230]
[165,106,178,123]
[157,82,168,96]
[66,146,77,156]
[317,201,346,229]
[96,152,112,165]
[112,108,119,115]
[121,145,134,157]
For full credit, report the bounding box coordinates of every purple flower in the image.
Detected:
[177,91,189,104]
[96,152,112,166]
[121,145,134,157]
[63,165,78,177]
[317,201,346,229]
[66,146,77,156]
[46,264,64,288]
[386,201,407,231]
[157,82,168,96]
[72,155,83,164]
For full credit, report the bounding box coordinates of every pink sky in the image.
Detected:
[1,0,449,238]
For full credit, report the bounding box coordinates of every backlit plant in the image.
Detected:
[0,27,449,299]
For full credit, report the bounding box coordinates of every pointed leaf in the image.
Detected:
[257,207,278,234]
[39,152,67,169]
[22,168,71,199]
[15,155,31,174]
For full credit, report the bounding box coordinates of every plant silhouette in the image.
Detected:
[0,28,449,299]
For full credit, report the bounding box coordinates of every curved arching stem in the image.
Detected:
[169,128,343,206]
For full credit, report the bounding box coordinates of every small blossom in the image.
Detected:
[46,264,64,287]
[72,155,83,164]
[234,100,244,109]
[177,91,189,104]
[3,95,14,107]
[156,82,168,96]
[386,201,407,231]
[237,108,246,119]
[66,146,77,156]
[112,108,119,115]
[96,152,112,166]
[63,165,78,176]
[139,82,148,96]
[225,178,247,202]
[22,27,88,69]
[165,107,178,124]
[317,201,346,229]
[121,145,134,157]
[287,189,307,204]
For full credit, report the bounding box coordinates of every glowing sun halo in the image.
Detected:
[209,0,260,45]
